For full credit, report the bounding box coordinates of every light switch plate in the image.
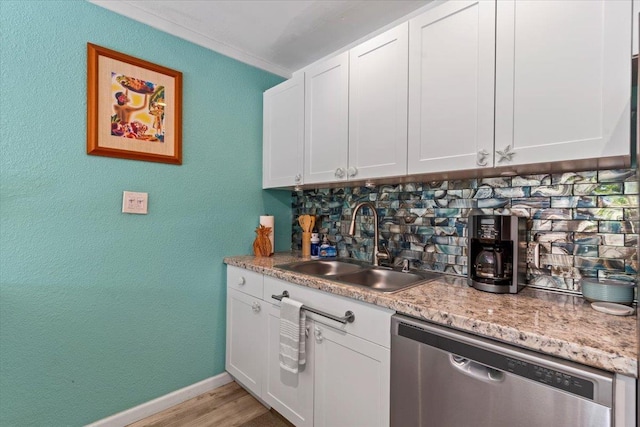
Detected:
[122,191,148,214]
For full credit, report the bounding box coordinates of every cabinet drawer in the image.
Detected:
[264,276,394,348]
[227,266,263,298]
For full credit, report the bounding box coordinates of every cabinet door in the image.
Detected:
[495,0,631,167]
[263,75,304,189]
[304,52,349,184]
[263,303,314,427]
[634,0,639,56]
[226,289,265,397]
[313,324,390,427]
[349,23,408,180]
[407,0,496,174]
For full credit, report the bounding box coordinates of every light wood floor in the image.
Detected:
[128,381,294,427]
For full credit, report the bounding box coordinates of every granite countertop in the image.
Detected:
[224,253,638,377]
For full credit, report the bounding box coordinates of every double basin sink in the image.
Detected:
[276,258,441,293]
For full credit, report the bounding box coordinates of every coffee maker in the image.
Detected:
[468,214,527,294]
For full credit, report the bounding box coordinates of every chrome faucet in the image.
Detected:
[348,201,390,267]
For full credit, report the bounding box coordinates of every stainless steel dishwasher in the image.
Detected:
[391,314,614,427]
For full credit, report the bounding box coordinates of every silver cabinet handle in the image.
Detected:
[237,276,246,286]
[496,145,515,163]
[348,166,357,177]
[314,326,323,343]
[251,301,261,313]
[294,174,302,183]
[335,167,345,179]
[272,291,355,324]
[476,149,490,167]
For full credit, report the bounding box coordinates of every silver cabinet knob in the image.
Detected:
[496,145,515,163]
[251,301,261,313]
[237,277,246,286]
[347,166,357,177]
[335,168,345,179]
[314,325,323,343]
[294,174,302,183]
[476,149,490,167]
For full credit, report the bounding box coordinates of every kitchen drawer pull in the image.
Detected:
[272,291,355,324]
[237,277,246,286]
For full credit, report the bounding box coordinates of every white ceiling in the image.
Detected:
[89,0,431,77]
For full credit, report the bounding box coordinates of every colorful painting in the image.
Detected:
[110,73,165,142]
[87,43,182,164]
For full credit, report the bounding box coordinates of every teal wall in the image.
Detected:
[0,1,288,425]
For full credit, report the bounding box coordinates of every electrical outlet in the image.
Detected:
[526,242,540,268]
[122,191,148,214]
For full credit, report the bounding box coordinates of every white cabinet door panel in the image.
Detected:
[304,52,349,184]
[349,23,408,180]
[495,0,631,166]
[313,324,390,427]
[263,75,304,188]
[226,289,265,397]
[408,0,496,173]
[264,303,314,427]
[634,0,639,55]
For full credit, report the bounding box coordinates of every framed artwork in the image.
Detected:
[87,43,182,164]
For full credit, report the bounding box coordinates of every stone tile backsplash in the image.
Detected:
[291,169,638,295]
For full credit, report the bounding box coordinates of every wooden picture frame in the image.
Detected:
[87,43,182,164]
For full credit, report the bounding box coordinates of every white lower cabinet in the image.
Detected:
[226,287,265,397]
[313,323,390,427]
[226,265,393,426]
[264,302,314,427]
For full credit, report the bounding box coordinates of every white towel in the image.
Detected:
[279,297,306,373]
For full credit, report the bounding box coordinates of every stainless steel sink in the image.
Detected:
[277,259,369,276]
[334,268,441,293]
[276,259,441,293]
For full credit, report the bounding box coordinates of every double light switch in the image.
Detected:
[122,191,148,214]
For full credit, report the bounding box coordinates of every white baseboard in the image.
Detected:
[86,372,233,427]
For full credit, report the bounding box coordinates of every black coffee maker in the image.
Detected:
[468,214,527,294]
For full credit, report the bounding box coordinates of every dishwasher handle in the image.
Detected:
[450,354,505,383]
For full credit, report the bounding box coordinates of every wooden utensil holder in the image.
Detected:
[302,232,311,257]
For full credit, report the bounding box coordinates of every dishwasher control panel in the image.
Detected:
[505,357,594,399]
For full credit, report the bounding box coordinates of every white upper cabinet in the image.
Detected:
[267,0,632,188]
[495,0,631,167]
[263,75,304,189]
[408,1,496,174]
[349,23,408,180]
[304,52,350,184]
[304,23,409,185]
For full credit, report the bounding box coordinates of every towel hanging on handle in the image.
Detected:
[279,297,306,373]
